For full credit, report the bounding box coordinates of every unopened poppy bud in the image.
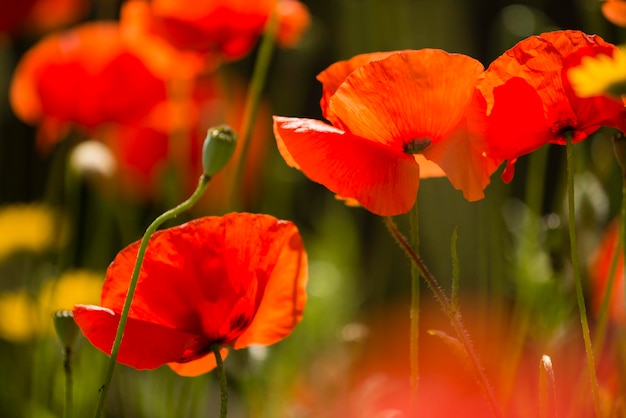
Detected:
[613,130,626,175]
[52,310,80,350]
[202,125,238,177]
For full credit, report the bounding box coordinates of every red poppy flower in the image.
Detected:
[135,0,308,60]
[9,22,168,148]
[119,0,209,76]
[274,49,499,216]
[275,0,311,48]
[478,30,624,182]
[602,0,626,27]
[147,0,273,58]
[72,213,308,377]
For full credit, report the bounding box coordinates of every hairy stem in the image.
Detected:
[383,216,502,417]
[233,9,278,207]
[212,344,229,418]
[565,135,601,417]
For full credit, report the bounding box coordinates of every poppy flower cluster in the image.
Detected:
[274,30,625,215]
[9,0,311,202]
[73,213,308,377]
[274,49,499,216]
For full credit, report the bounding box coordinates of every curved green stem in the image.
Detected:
[383,217,502,417]
[94,174,211,418]
[211,344,228,418]
[233,9,278,207]
[565,135,601,417]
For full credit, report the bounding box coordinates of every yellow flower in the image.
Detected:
[0,204,66,261]
[0,270,102,343]
[568,47,626,98]
[0,290,40,343]
[39,269,103,326]
[41,269,103,311]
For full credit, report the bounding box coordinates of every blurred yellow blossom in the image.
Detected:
[568,47,626,98]
[39,269,102,329]
[0,269,102,342]
[0,290,40,342]
[0,204,66,261]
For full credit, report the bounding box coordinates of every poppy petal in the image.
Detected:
[167,348,229,377]
[423,92,499,201]
[326,50,485,149]
[149,0,274,58]
[99,214,303,348]
[486,78,552,160]
[72,305,198,370]
[273,116,420,216]
[234,221,307,348]
[316,51,397,121]
[412,155,445,178]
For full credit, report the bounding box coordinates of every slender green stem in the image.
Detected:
[565,135,601,417]
[408,204,420,416]
[383,217,502,418]
[211,344,228,418]
[94,175,211,418]
[233,10,278,207]
[63,348,73,418]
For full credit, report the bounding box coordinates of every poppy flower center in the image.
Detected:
[550,117,577,140]
[403,137,432,154]
[178,336,217,362]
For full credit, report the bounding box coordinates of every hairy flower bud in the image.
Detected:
[202,125,238,177]
[53,310,80,350]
